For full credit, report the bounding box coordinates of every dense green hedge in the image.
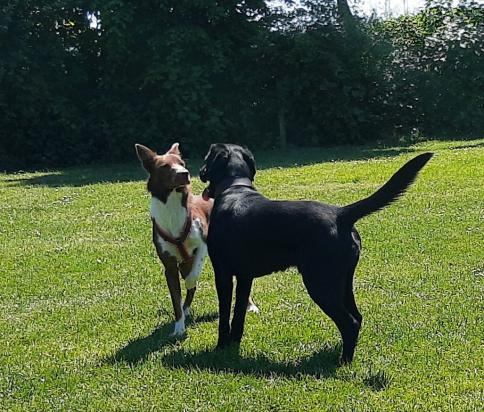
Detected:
[1,1,483,169]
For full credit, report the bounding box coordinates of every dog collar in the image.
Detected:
[214,177,254,198]
[152,209,192,262]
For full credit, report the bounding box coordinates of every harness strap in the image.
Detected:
[152,209,192,262]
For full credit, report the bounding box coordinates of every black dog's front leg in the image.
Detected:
[214,268,233,348]
[230,277,253,343]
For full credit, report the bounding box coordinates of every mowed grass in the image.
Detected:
[0,139,482,411]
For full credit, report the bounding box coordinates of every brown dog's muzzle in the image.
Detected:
[176,170,190,183]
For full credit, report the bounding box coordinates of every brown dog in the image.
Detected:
[135,143,258,336]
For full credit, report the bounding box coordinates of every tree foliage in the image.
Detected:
[373,0,484,136]
[1,0,483,169]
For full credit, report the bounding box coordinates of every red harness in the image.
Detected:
[152,210,192,262]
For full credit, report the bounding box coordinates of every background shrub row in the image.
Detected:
[1,0,482,169]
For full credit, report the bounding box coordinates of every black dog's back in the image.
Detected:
[209,189,352,277]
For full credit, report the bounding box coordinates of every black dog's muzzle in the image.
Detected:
[199,163,208,180]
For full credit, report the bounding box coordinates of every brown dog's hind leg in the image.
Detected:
[183,288,196,317]
[247,296,259,313]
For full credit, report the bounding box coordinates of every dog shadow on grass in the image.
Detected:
[160,342,342,379]
[108,313,390,390]
[160,344,391,390]
[107,312,218,365]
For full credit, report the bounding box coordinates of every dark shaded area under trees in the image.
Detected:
[1,0,483,169]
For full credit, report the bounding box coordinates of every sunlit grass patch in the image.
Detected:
[1,139,482,411]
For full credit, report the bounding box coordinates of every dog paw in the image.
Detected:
[216,336,232,349]
[184,273,198,290]
[338,355,354,366]
[247,302,260,314]
[183,306,191,318]
[171,320,186,337]
[229,333,242,344]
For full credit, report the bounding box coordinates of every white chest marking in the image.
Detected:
[151,192,205,265]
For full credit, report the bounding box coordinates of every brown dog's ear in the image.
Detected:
[166,142,181,156]
[135,144,156,170]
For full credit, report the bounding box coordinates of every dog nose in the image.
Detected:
[175,169,190,185]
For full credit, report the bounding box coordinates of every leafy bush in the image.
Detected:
[0,0,482,169]
[373,1,484,136]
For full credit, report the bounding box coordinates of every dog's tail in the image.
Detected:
[338,152,433,226]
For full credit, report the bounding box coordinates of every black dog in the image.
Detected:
[200,144,432,363]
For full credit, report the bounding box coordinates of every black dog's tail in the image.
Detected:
[338,153,433,226]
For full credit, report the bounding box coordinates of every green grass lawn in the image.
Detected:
[1,139,482,411]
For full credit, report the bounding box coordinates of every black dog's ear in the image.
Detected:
[200,144,229,183]
[240,146,256,180]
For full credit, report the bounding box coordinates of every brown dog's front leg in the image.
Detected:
[154,227,186,337]
[163,258,185,337]
[179,255,196,318]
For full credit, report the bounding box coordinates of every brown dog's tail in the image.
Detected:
[338,152,433,226]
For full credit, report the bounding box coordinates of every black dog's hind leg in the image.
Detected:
[345,231,362,325]
[214,267,233,348]
[230,277,254,343]
[345,263,362,325]
[301,268,361,364]
[327,301,360,364]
